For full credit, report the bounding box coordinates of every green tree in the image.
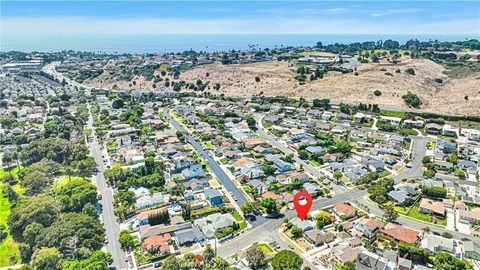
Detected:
[23,222,45,247]
[272,250,303,270]
[63,251,113,270]
[119,230,135,251]
[383,205,399,222]
[422,186,447,198]
[36,213,105,257]
[112,99,124,109]
[368,185,388,204]
[434,252,471,270]
[402,92,421,108]
[374,90,382,96]
[8,195,61,240]
[261,198,278,215]
[32,247,63,270]
[245,245,265,270]
[56,179,97,212]
[336,140,352,154]
[291,226,303,238]
[316,212,332,229]
[204,256,230,270]
[333,170,343,181]
[2,183,19,203]
[203,244,215,263]
[161,255,181,270]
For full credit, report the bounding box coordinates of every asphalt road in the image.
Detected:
[163,108,248,206]
[88,106,128,269]
[393,136,431,184]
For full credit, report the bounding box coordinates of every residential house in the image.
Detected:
[274,159,295,172]
[464,240,480,260]
[426,123,442,135]
[333,203,357,217]
[304,229,334,246]
[182,164,207,179]
[174,227,206,246]
[331,244,361,264]
[458,209,480,224]
[291,219,314,232]
[305,146,324,155]
[204,189,223,207]
[138,208,169,226]
[418,199,446,216]
[143,234,172,255]
[356,250,389,270]
[355,218,384,238]
[442,125,458,137]
[420,234,456,254]
[249,179,268,194]
[136,193,166,210]
[380,223,419,244]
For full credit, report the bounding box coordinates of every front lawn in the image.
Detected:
[309,160,320,167]
[232,212,243,222]
[407,206,431,222]
[204,141,214,148]
[257,243,273,254]
[219,157,228,164]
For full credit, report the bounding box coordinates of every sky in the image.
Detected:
[1,1,480,35]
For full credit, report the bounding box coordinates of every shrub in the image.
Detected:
[435,78,443,83]
[405,68,416,75]
[374,90,382,96]
[402,92,421,108]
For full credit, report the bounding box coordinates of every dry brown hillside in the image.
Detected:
[178,57,480,116]
[83,56,480,116]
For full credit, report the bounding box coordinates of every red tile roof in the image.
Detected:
[143,234,172,250]
[333,203,357,216]
[380,223,419,243]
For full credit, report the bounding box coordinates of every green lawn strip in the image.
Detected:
[0,185,20,266]
[219,157,228,164]
[309,160,320,167]
[257,243,273,254]
[232,212,243,222]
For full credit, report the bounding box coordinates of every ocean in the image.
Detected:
[1,34,477,54]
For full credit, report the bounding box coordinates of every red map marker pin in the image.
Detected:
[293,191,313,220]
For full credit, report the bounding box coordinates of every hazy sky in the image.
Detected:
[1,1,480,35]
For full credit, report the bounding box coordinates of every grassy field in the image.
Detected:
[53,175,85,190]
[0,167,24,266]
[0,186,21,266]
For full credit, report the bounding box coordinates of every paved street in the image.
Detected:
[43,64,128,269]
[163,108,248,207]
[87,106,128,269]
[393,136,431,184]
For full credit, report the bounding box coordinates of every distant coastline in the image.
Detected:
[1,34,478,54]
